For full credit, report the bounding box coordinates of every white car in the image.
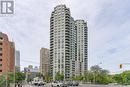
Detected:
[32,80,46,86]
[51,81,64,87]
[32,81,38,85]
[108,83,118,86]
[37,81,46,86]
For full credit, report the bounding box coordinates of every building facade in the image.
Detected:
[40,48,50,76]
[50,5,88,80]
[0,32,15,75]
[9,42,15,72]
[69,17,77,77]
[50,5,71,80]
[75,20,88,76]
[15,50,20,72]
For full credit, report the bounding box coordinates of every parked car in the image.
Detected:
[72,81,79,86]
[108,83,118,86]
[32,81,38,85]
[32,77,46,86]
[51,81,67,87]
[37,81,46,86]
[62,82,68,87]
[66,81,73,86]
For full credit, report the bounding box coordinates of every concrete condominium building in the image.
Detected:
[9,42,15,72]
[50,5,71,80]
[15,50,20,72]
[75,20,88,76]
[50,5,88,80]
[70,17,77,77]
[40,48,50,76]
[0,32,15,75]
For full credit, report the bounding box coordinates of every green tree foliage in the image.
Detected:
[36,72,43,78]
[45,74,52,82]
[113,71,130,85]
[122,71,130,85]
[0,72,15,86]
[90,65,102,72]
[0,74,6,87]
[71,65,112,84]
[76,65,113,84]
[72,75,83,81]
[55,71,64,81]
[0,72,25,86]
[89,65,112,84]
[8,72,15,83]
[113,74,122,84]
[15,72,26,83]
[84,71,94,82]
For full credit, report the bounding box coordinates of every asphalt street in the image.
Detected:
[22,84,130,87]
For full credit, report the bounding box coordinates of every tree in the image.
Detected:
[72,75,83,81]
[55,71,64,81]
[122,71,130,85]
[113,74,122,84]
[0,74,6,87]
[15,72,26,83]
[84,71,94,82]
[45,74,52,82]
[0,72,26,87]
[86,65,112,84]
[114,71,130,85]
[90,65,102,72]
[100,70,109,75]
[36,72,43,78]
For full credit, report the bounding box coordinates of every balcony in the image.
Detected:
[50,25,54,27]
[50,27,54,30]
[65,30,69,33]
[65,19,70,22]
[50,32,54,35]
[0,39,3,42]
[50,38,54,41]
[65,13,70,16]
[65,35,69,38]
[65,25,70,27]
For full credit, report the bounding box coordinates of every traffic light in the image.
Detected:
[119,64,123,69]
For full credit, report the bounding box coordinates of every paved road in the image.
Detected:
[22,84,129,87]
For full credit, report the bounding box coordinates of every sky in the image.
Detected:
[0,0,130,73]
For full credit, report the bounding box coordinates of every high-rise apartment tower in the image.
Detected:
[50,5,88,80]
[40,48,50,76]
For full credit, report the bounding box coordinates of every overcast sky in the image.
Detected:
[0,0,130,73]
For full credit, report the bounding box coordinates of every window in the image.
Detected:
[0,37,3,40]
[62,64,64,68]
[0,64,2,67]
[0,53,2,56]
[0,43,2,45]
[0,70,2,72]
[0,59,2,61]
